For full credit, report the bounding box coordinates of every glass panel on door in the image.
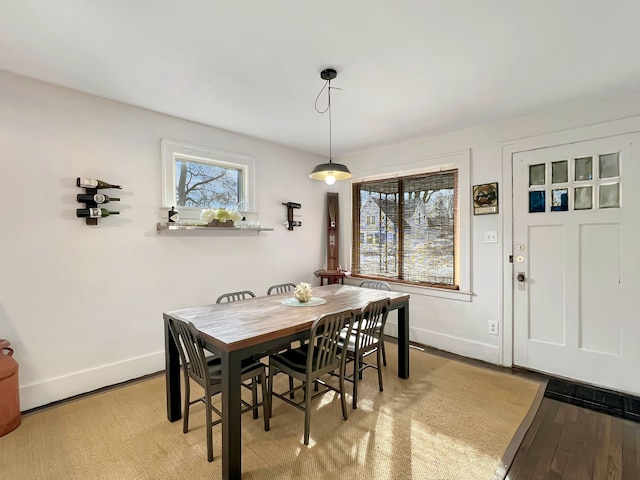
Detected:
[599,183,620,208]
[529,164,545,186]
[552,160,568,183]
[599,152,620,179]
[574,186,593,210]
[575,156,593,181]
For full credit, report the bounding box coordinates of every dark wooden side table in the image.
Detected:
[314,269,348,285]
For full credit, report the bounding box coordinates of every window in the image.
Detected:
[352,170,458,289]
[161,139,256,219]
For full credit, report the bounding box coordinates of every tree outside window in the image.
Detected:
[175,157,242,210]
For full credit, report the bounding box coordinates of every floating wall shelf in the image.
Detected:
[156,223,273,234]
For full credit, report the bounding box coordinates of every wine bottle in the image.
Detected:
[76,193,120,204]
[76,208,120,218]
[168,206,179,223]
[76,177,122,189]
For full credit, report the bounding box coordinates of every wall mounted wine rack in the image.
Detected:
[80,187,99,225]
[282,202,302,231]
[76,178,122,225]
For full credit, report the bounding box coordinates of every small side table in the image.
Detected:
[314,269,349,286]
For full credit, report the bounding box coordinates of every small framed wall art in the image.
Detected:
[473,182,499,215]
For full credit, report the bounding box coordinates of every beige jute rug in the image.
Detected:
[0,347,541,479]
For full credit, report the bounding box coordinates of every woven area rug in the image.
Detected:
[0,347,541,479]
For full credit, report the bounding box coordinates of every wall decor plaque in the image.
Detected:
[473,182,499,215]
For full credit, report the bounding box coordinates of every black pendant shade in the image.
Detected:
[309,68,352,185]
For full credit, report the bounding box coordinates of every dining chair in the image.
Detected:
[267,308,354,445]
[266,283,299,397]
[339,298,390,409]
[216,290,256,303]
[167,318,269,462]
[267,283,297,295]
[359,280,391,291]
[359,280,391,366]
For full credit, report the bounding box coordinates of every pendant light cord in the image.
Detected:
[315,79,342,163]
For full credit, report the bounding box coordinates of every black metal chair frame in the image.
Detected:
[216,290,256,303]
[266,282,299,396]
[168,318,269,462]
[339,298,390,409]
[267,309,354,445]
[359,280,391,366]
[267,283,297,295]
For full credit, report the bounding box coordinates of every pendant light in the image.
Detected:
[309,68,352,185]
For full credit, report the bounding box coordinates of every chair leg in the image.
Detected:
[289,375,295,399]
[340,365,349,421]
[267,365,275,419]
[352,355,360,410]
[381,336,388,367]
[260,371,270,431]
[182,375,190,434]
[205,392,214,462]
[251,377,259,419]
[377,346,384,392]
[303,381,312,445]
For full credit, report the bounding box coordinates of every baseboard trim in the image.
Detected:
[20,351,165,411]
[385,323,501,365]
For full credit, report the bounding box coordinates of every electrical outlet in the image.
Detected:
[488,320,499,335]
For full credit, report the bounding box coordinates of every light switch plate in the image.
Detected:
[484,231,498,243]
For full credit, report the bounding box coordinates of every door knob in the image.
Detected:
[517,273,525,282]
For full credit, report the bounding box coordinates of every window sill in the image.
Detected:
[399,283,473,302]
[345,277,472,302]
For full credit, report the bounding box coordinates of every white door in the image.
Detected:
[512,133,640,395]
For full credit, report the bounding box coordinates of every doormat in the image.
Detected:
[545,378,640,423]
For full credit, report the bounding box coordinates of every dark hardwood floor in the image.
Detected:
[506,397,640,480]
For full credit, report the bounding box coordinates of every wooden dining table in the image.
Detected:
[163,284,410,480]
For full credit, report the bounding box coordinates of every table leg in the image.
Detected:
[164,317,182,421]
[221,350,243,480]
[396,301,410,379]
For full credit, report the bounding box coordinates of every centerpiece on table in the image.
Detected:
[200,208,242,228]
[293,282,313,303]
[281,282,326,307]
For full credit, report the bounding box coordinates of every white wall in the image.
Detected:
[0,71,330,410]
[3,68,640,410]
[336,87,640,366]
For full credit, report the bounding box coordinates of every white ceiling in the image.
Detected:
[2,1,640,157]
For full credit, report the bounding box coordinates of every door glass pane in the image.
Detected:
[529,190,545,213]
[599,152,620,179]
[575,157,593,181]
[551,160,568,183]
[551,188,568,211]
[529,164,545,186]
[599,183,620,208]
[574,186,592,210]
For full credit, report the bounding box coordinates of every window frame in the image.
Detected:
[352,169,459,289]
[346,149,471,299]
[161,139,257,220]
